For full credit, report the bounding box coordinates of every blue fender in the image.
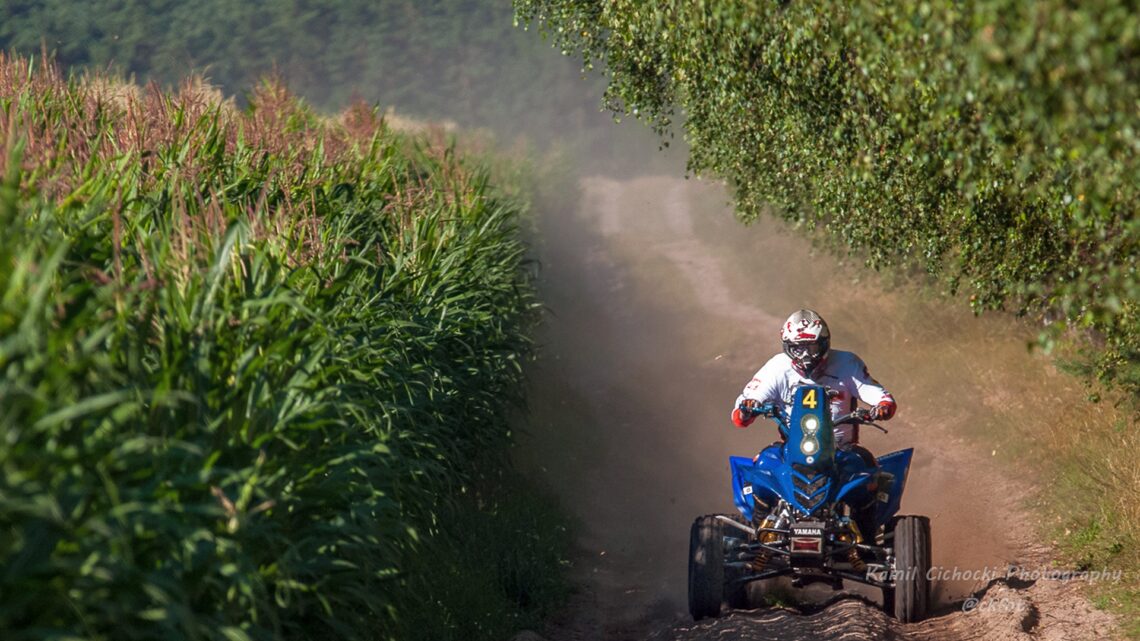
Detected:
[833,471,875,505]
[730,446,788,521]
[832,448,876,506]
[730,456,758,519]
[732,446,914,524]
[873,448,914,525]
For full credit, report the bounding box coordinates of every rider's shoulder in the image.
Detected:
[825,349,867,373]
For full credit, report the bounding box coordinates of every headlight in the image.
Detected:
[801,437,819,456]
[801,414,820,434]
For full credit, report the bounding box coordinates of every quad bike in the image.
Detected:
[688,384,930,622]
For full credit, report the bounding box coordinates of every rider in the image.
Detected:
[731,309,897,531]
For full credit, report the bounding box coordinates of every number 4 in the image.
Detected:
[803,389,817,409]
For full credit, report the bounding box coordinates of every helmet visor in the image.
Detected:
[786,342,826,360]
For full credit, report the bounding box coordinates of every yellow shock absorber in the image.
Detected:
[843,520,866,572]
[753,517,779,572]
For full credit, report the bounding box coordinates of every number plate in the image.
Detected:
[790,521,826,555]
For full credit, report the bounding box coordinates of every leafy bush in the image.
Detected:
[0,55,547,640]
[515,0,1140,401]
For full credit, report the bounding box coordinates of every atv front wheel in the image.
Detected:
[722,514,753,610]
[884,515,931,622]
[688,515,726,619]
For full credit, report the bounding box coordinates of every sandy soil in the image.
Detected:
[514,175,1122,641]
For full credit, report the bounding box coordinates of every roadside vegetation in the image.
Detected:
[516,0,1139,399]
[0,54,567,641]
[514,0,1140,634]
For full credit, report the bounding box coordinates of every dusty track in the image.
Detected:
[516,175,1121,640]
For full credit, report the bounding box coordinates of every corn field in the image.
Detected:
[0,54,539,640]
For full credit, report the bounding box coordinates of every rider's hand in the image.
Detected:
[733,399,765,428]
[870,400,897,421]
[740,399,765,414]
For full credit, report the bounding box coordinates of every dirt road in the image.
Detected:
[516,175,1121,640]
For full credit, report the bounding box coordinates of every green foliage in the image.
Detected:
[0,56,557,640]
[397,467,572,641]
[515,0,1140,401]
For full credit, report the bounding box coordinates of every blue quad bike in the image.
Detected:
[688,384,931,622]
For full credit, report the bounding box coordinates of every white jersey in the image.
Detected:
[733,350,894,446]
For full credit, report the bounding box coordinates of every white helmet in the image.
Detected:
[781,309,830,377]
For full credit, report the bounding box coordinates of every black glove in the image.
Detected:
[739,399,773,417]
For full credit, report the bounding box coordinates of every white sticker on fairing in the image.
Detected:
[743,485,754,495]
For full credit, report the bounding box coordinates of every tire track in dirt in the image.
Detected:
[517,175,1121,641]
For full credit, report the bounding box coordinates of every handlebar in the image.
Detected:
[834,408,889,433]
[738,404,888,434]
[738,402,786,435]
[737,401,778,418]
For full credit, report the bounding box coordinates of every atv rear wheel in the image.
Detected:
[688,515,726,619]
[884,515,931,622]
